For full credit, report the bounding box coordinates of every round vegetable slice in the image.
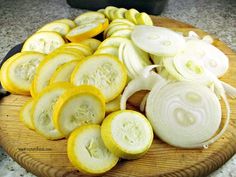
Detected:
[50,60,79,84]
[74,11,105,25]
[136,12,153,26]
[108,7,119,21]
[98,37,129,49]
[71,54,127,102]
[22,31,65,54]
[54,18,76,28]
[32,51,84,96]
[38,22,70,36]
[53,85,105,136]
[185,39,229,78]
[101,110,153,159]
[114,8,127,19]
[111,29,133,38]
[66,22,104,42]
[94,46,119,58]
[20,99,34,130]
[97,9,105,14]
[6,52,45,93]
[0,53,28,94]
[110,19,135,26]
[32,82,74,140]
[79,38,101,52]
[125,9,139,24]
[119,40,151,79]
[67,124,119,174]
[105,24,133,38]
[131,25,186,56]
[120,65,166,110]
[57,43,93,56]
[104,6,118,20]
[105,95,121,113]
[146,81,222,148]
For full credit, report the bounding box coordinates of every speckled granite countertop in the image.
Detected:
[0,0,235,176]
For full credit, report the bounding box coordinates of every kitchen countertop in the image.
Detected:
[0,0,235,176]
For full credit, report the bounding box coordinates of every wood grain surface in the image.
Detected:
[0,16,236,177]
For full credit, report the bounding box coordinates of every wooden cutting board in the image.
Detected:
[0,16,236,177]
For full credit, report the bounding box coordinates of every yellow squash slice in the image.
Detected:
[20,99,34,130]
[101,110,153,159]
[67,125,119,174]
[94,46,119,58]
[0,53,26,94]
[54,18,76,28]
[22,31,65,54]
[50,60,79,84]
[53,85,105,136]
[31,82,73,140]
[66,22,104,42]
[125,9,140,24]
[59,43,93,56]
[110,19,135,26]
[74,11,105,25]
[71,54,127,102]
[114,8,127,19]
[79,38,101,52]
[98,37,129,49]
[105,95,121,113]
[38,22,70,36]
[104,6,118,21]
[32,51,84,96]
[6,52,45,94]
[136,12,153,26]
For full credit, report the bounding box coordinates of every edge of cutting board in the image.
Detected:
[0,16,236,177]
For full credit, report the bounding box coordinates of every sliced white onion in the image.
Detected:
[146,81,230,149]
[140,93,149,112]
[131,25,186,56]
[185,39,229,78]
[119,39,151,79]
[120,65,166,110]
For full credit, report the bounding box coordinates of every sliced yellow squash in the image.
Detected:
[54,18,76,28]
[94,46,119,58]
[136,12,153,26]
[0,53,26,94]
[66,22,104,42]
[101,110,153,159]
[50,60,79,84]
[110,19,135,26]
[80,38,101,52]
[98,37,129,49]
[53,85,105,136]
[71,54,127,102]
[56,43,93,56]
[125,9,140,24]
[31,51,84,96]
[38,22,70,36]
[114,8,127,19]
[6,52,45,94]
[20,99,34,130]
[74,11,105,25]
[31,82,74,140]
[105,95,121,113]
[111,29,132,38]
[22,31,65,54]
[104,6,118,21]
[67,124,119,174]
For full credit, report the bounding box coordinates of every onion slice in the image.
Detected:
[120,65,166,110]
[131,25,186,56]
[146,81,230,149]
